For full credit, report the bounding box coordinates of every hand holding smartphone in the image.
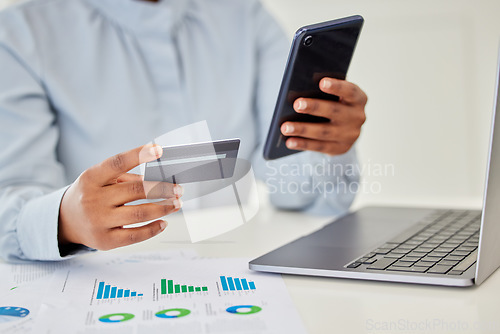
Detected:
[263,16,364,160]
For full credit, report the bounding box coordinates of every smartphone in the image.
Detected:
[263,15,364,160]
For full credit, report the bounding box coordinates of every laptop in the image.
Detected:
[249,50,500,287]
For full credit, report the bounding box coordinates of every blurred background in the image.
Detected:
[2,0,500,210]
[263,0,500,209]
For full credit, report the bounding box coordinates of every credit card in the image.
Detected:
[144,139,240,184]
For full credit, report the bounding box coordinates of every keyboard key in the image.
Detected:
[386,266,428,273]
[427,238,445,244]
[403,240,422,246]
[448,270,464,275]
[412,247,433,253]
[391,249,411,254]
[456,246,476,252]
[427,265,453,274]
[443,255,466,262]
[399,256,421,262]
[420,256,440,263]
[409,266,429,273]
[414,261,434,267]
[430,236,447,241]
[434,247,455,253]
[448,237,467,243]
[385,253,404,259]
[367,257,397,270]
[441,242,461,248]
[424,243,441,248]
[427,251,449,258]
[413,246,434,253]
[397,245,416,250]
[347,262,361,268]
[361,258,377,264]
[392,261,414,267]
[450,250,471,257]
[438,260,459,266]
[406,252,425,258]
[374,248,391,255]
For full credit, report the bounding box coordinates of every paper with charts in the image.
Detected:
[0,250,196,333]
[34,257,306,333]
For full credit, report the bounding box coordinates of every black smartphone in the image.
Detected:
[263,15,364,160]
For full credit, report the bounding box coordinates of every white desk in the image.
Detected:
[109,198,500,334]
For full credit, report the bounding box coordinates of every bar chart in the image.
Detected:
[160,279,208,295]
[95,281,143,300]
[219,276,256,291]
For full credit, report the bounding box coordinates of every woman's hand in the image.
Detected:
[281,78,367,156]
[58,144,183,251]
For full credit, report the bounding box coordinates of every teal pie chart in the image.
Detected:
[226,305,262,315]
[98,313,135,323]
[0,306,29,323]
[155,308,191,318]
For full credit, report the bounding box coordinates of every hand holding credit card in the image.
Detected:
[144,139,240,184]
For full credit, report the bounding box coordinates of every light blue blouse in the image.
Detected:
[0,0,359,262]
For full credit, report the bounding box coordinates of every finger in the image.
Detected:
[285,137,352,156]
[319,78,368,105]
[293,98,348,121]
[112,200,182,227]
[281,122,360,142]
[86,144,163,185]
[116,173,143,183]
[144,181,183,200]
[109,219,167,249]
[107,181,183,205]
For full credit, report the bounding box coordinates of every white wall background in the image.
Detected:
[262,0,500,209]
[0,0,17,10]
[2,0,500,209]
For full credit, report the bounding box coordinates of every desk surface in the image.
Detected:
[108,197,500,334]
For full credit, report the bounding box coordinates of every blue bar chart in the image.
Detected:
[220,276,256,291]
[96,281,143,300]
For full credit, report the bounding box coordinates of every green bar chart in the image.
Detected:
[160,279,208,295]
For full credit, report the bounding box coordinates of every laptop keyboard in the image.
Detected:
[345,210,481,275]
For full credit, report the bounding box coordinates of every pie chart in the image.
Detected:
[98,313,135,323]
[155,308,191,318]
[0,306,29,323]
[226,305,262,315]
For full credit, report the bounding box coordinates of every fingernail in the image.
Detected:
[173,198,183,209]
[322,79,332,89]
[174,185,184,197]
[160,221,167,230]
[295,99,307,111]
[287,140,298,149]
[149,145,163,158]
[282,124,294,134]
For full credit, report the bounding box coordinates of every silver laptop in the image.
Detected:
[249,50,500,287]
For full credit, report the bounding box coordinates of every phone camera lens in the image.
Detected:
[304,36,313,46]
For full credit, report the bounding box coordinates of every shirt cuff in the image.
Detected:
[16,186,94,261]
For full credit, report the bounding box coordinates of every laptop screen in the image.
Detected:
[475,47,500,285]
